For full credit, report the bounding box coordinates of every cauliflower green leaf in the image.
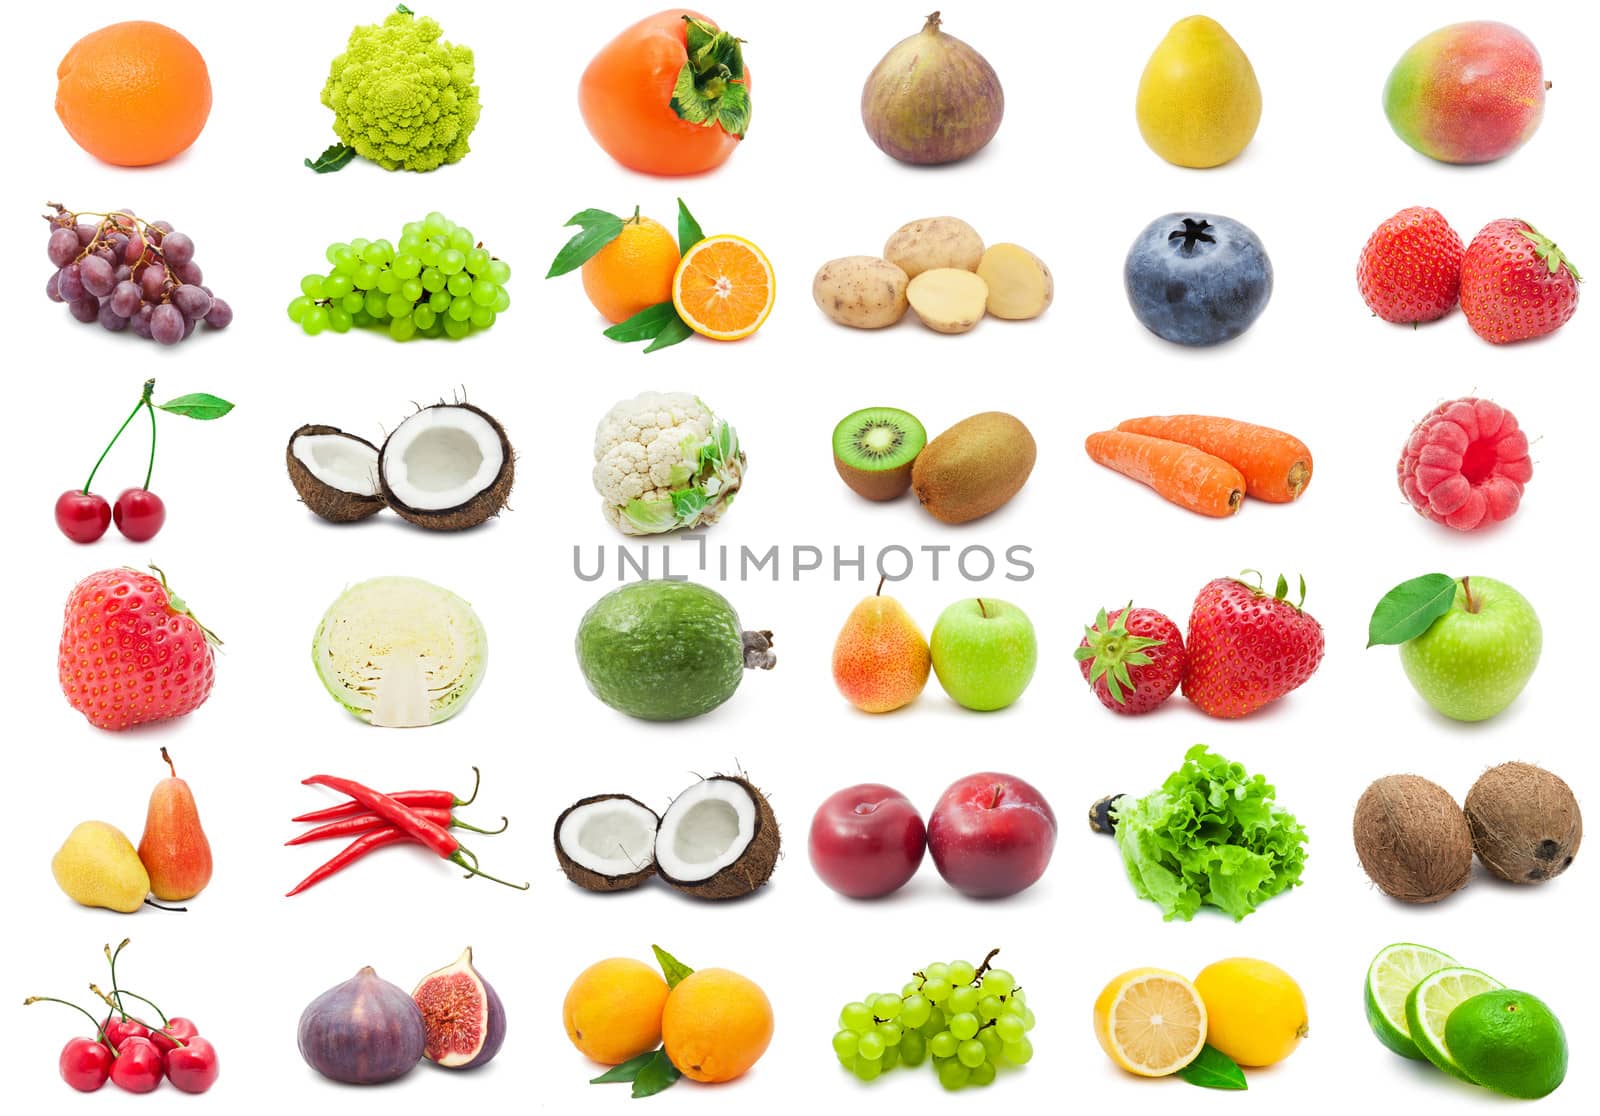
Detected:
[594,394,745,535]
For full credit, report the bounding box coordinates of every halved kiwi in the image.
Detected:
[832,406,927,500]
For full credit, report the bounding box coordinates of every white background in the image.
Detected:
[3,0,1594,1111]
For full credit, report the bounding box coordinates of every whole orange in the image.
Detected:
[661,967,773,1083]
[56,21,212,166]
[563,958,670,1065]
[581,213,680,324]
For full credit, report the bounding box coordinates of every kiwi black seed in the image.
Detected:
[832,406,928,501]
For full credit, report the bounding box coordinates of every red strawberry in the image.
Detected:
[1459,219,1581,343]
[1075,604,1186,715]
[1182,574,1324,719]
[1398,397,1533,531]
[59,567,218,731]
[1357,206,1465,323]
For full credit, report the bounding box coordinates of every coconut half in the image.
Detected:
[312,576,488,728]
[654,775,780,900]
[554,794,661,892]
[287,424,386,522]
[378,404,514,531]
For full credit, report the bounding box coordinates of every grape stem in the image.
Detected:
[973,948,1001,981]
[45,204,182,301]
[82,380,155,495]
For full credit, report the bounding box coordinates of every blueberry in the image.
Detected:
[1124,213,1272,346]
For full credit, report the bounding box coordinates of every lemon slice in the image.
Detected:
[1094,968,1207,1076]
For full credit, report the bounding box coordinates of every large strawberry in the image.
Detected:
[1075,604,1186,715]
[1459,219,1581,344]
[1183,573,1323,718]
[1357,206,1465,323]
[59,567,218,731]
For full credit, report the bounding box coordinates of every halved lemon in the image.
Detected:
[672,234,775,341]
[1093,968,1207,1077]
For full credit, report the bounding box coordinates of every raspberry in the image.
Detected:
[1397,397,1533,531]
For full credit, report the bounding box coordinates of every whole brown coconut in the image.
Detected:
[1465,762,1582,884]
[1353,774,1474,903]
[861,12,1004,166]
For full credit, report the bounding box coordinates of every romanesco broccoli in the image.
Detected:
[321,7,481,173]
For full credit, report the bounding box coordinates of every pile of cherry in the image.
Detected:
[25,940,219,1094]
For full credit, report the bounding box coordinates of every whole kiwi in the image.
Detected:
[1465,762,1582,884]
[1352,774,1473,903]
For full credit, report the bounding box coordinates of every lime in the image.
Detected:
[1365,942,1456,1059]
[1445,990,1567,1099]
[1405,966,1504,1080]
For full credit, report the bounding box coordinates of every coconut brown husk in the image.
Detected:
[1465,762,1583,885]
[286,424,386,522]
[553,793,659,892]
[380,404,515,532]
[657,775,781,901]
[1352,774,1473,903]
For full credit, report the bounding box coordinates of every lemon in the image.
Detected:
[1405,966,1504,1080]
[1445,990,1567,1099]
[1365,942,1457,1060]
[1193,958,1308,1067]
[1093,968,1207,1077]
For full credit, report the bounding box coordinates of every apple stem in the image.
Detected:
[1461,576,1478,614]
[160,747,176,779]
[875,574,886,597]
[977,598,989,619]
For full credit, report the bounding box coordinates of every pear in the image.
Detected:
[832,578,931,713]
[52,821,150,913]
[1136,16,1262,168]
[138,748,213,901]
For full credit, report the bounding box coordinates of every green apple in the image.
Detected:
[930,598,1037,711]
[1400,577,1540,722]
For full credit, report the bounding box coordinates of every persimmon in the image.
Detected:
[579,10,751,176]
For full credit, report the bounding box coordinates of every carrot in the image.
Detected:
[1085,430,1245,518]
[1115,415,1312,503]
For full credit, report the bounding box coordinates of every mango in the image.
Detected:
[1383,22,1546,164]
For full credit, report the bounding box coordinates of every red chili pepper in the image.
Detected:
[301,774,528,891]
[290,766,480,823]
[285,808,509,845]
[286,827,408,897]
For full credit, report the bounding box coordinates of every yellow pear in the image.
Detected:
[1136,16,1262,168]
[52,821,150,913]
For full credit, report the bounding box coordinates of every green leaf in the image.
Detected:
[1178,1045,1248,1090]
[304,144,356,174]
[672,487,708,522]
[642,314,695,353]
[668,19,750,138]
[631,1049,681,1098]
[715,82,752,139]
[1367,574,1457,647]
[652,945,695,989]
[156,393,234,420]
[395,4,413,14]
[603,302,680,343]
[590,1049,660,1085]
[546,209,624,278]
[676,198,704,254]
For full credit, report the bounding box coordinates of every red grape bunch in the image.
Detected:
[44,203,232,346]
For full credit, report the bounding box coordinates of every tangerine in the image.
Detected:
[581,213,681,324]
[56,21,212,166]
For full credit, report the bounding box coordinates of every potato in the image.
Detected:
[813,256,910,329]
[883,217,985,278]
[976,243,1054,320]
[906,268,989,334]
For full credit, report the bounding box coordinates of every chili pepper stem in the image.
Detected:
[82,380,155,494]
[452,814,510,836]
[24,996,116,1050]
[458,765,481,807]
[450,848,529,890]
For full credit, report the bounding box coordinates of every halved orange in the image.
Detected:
[1093,968,1207,1077]
[672,235,774,341]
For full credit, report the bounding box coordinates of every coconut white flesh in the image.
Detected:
[655,780,757,882]
[559,800,659,877]
[383,407,504,511]
[293,434,380,496]
[312,577,487,728]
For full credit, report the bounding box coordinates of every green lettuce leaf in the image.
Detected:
[1112,744,1307,922]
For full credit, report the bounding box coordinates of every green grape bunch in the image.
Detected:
[831,949,1036,1091]
[288,211,512,341]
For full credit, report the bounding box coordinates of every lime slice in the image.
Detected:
[1365,942,1457,1059]
[1405,966,1504,1080]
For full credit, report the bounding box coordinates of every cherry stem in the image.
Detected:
[104,939,129,1017]
[83,380,155,494]
[142,391,157,491]
[23,996,115,1049]
[106,989,170,1029]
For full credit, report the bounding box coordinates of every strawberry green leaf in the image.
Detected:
[631,1049,681,1098]
[652,945,695,989]
[547,209,624,278]
[304,144,356,174]
[156,393,233,420]
[1367,574,1456,647]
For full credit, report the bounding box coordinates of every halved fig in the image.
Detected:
[412,946,506,1070]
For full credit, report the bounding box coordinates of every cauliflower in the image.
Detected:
[593,392,746,535]
[321,7,481,172]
